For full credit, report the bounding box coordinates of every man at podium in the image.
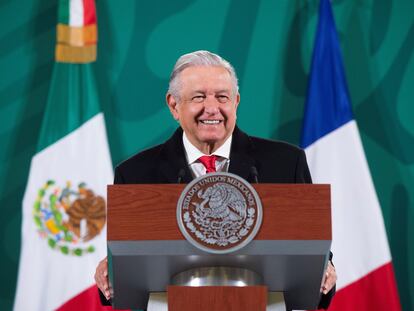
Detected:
[95,50,337,309]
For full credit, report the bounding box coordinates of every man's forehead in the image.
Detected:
[181,67,232,87]
[177,65,237,96]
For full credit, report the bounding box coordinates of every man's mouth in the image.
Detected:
[199,120,222,125]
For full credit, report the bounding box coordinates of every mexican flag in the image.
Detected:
[301,1,401,310]
[13,1,114,310]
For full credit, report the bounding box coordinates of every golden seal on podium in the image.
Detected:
[177,172,263,254]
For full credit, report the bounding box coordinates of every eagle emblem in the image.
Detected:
[33,180,106,256]
[177,173,262,254]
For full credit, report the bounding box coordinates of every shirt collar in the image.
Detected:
[182,132,232,165]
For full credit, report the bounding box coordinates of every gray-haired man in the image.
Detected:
[95,50,337,309]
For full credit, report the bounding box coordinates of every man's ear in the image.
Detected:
[235,92,240,109]
[166,93,179,121]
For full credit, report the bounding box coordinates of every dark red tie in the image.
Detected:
[198,155,217,173]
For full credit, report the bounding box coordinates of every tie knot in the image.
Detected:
[198,155,217,173]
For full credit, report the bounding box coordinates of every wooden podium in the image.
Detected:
[107,184,331,310]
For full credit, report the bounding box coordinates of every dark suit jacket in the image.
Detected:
[114,126,312,185]
[102,126,335,309]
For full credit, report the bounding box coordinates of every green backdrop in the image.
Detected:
[0,1,413,310]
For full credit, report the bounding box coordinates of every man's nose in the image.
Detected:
[203,96,220,114]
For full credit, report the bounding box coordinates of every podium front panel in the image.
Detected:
[107,184,331,310]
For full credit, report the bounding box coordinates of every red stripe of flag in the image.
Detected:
[56,285,129,311]
[327,263,401,311]
[83,0,96,25]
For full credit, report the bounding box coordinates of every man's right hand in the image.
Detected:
[94,257,110,300]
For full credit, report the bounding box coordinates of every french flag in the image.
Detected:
[301,1,401,310]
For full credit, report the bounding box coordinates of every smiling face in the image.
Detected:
[167,66,240,154]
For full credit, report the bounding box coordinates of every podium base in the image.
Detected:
[147,290,285,311]
[168,286,267,311]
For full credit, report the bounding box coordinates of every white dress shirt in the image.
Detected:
[182,132,232,178]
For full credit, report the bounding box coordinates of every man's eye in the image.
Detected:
[217,95,229,103]
[192,96,205,103]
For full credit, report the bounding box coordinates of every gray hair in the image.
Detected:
[168,50,239,101]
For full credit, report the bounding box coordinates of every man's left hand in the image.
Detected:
[321,261,337,294]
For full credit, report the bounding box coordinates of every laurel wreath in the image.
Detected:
[184,207,255,247]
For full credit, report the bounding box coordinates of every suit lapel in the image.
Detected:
[228,127,256,181]
[159,128,193,183]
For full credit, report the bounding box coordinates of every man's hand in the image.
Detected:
[95,257,110,300]
[321,261,337,295]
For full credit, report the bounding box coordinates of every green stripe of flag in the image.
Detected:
[58,0,70,25]
[37,64,101,152]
